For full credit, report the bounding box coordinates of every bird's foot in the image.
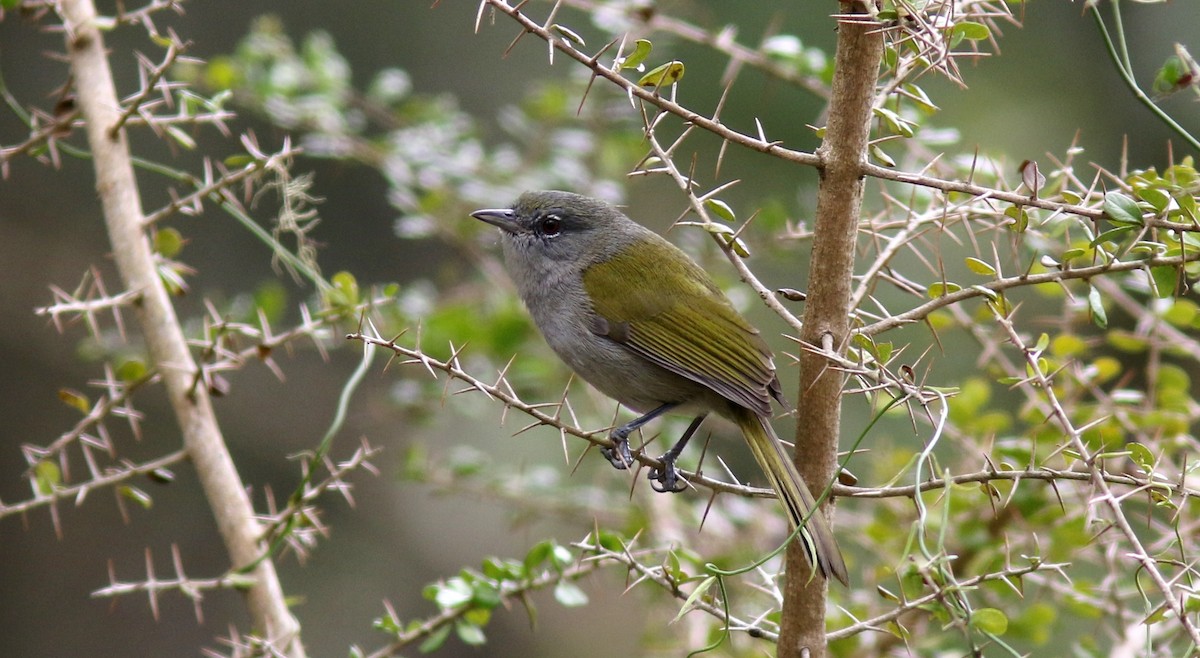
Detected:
[601,437,634,470]
[648,455,688,493]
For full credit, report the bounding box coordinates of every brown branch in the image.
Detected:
[780,7,883,657]
[56,1,305,654]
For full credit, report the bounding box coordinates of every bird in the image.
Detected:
[471,190,848,585]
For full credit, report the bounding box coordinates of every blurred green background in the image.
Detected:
[1,1,1198,655]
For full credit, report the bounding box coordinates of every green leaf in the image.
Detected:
[970,607,1009,635]
[1162,299,1197,326]
[118,485,153,509]
[1033,332,1050,354]
[324,271,360,310]
[554,581,589,607]
[549,24,585,47]
[1087,285,1108,329]
[34,460,62,495]
[471,581,502,609]
[638,60,685,88]
[164,125,196,150]
[869,143,895,167]
[902,83,939,113]
[705,198,736,222]
[550,543,573,570]
[927,282,961,298]
[1091,225,1136,246]
[58,388,91,414]
[116,359,148,383]
[1136,186,1171,213]
[964,257,996,275]
[762,34,802,60]
[434,579,473,609]
[951,21,991,43]
[454,620,486,646]
[673,575,716,623]
[524,540,553,574]
[1149,266,1179,298]
[418,624,451,653]
[153,228,184,258]
[874,106,915,138]
[1005,205,1029,233]
[1128,442,1156,472]
[1103,191,1143,225]
[616,39,652,71]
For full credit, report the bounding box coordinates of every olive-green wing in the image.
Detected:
[582,238,778,415]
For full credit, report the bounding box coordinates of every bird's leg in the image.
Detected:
[601,402,677,469]
[648,414,706,493]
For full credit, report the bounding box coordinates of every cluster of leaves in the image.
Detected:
[368,539,591,654]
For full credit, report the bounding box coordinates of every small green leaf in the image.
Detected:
[638,60,685,88]
[524,540,553,574]
[1005,205,1029,233]
[927,282,962,298]
[1033,332,1050,354]
[550,543,573,570]
[554,581,589,607]
[1128,442,1156,472]
[869,143,895,167]
[705,198,736,222]
[324,271,360,310]
[616,39,652,71]
[434,579,473,609]
[902,83,939,113]
[550,24,585,47]
[58,388,91,414]
[35,460,62,495]
[471,581,502,609]
[673,575,716,623]
[1136,186,1171,213]
[762,34,803,60]
[165,125,196,150]
[1087,285,1108,329]
[418,624,451,653]
[454,620,486,646]
[873,106,914,138]
[1092,225,1136,246]
[116,359,148,383]
[964,257,996,275]
[153,228,184,258]
[119,485,153,509]
[970,607,1009,635]
[1103,191,1143,225]
[1150,266,1180,299]
[951,21,991,43]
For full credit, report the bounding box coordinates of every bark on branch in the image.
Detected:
[57,1,305,654]
[779,6,883,657]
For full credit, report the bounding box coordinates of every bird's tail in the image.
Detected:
[734,408,849,586]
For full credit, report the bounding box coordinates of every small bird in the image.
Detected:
[472,190,848,585]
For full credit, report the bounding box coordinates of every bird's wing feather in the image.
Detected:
[582,238,777,415]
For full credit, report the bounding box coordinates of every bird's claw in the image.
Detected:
[648,457,688,493]
[601,438,634,470]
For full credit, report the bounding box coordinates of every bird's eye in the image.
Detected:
[540,214,562,237]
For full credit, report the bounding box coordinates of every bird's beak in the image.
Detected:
[470,208,520,234]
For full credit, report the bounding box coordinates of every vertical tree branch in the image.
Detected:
[57,1,305,654]
[780,6,882,656]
